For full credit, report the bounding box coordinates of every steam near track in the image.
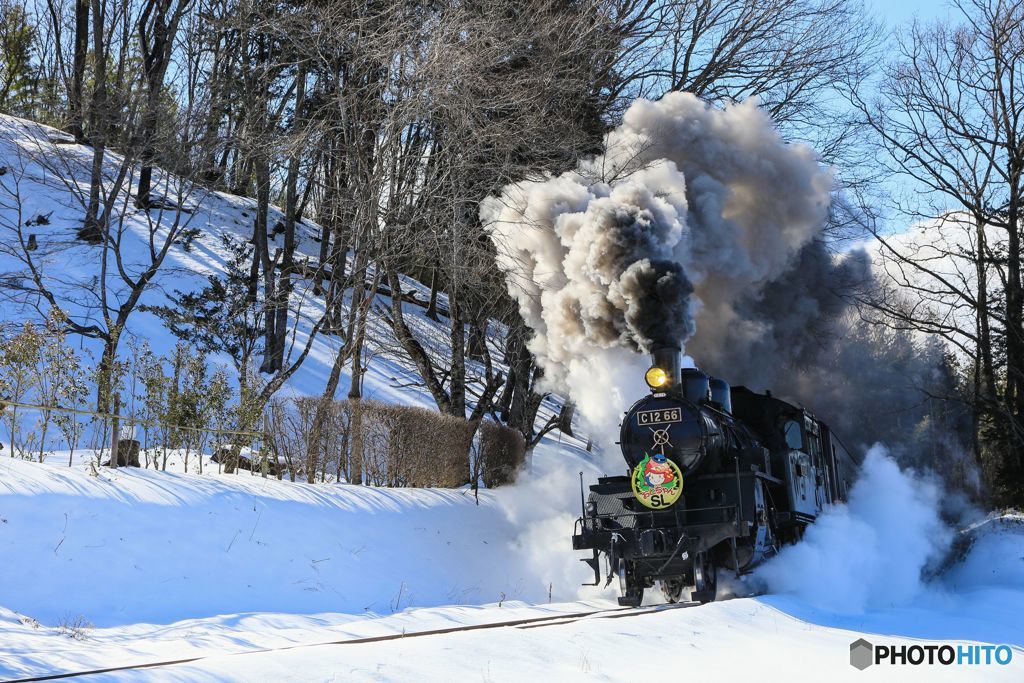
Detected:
[754,445,953,612]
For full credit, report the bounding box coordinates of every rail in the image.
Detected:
[3,602,700,682]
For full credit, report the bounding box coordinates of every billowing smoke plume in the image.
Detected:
[688,239,870,387]
[483,93,832,448]
[484,160,692,349]
[695,235,976,497]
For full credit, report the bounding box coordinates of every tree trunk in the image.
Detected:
[323,345,349,401]
[69,0,89,141]
[324,225,349,329]
[348,398,362,485]
[254,154,276,373]
[504,321,537,440]
[272,60,307,370]
[38,412,49,463]
[448,298,466,417]
[347,310,368,402]
[109,393,120,469]
[425,269,440,321]
[974,211,994,471]
[140,0,191,203]
[466,317,487,361]
[81,0,107,241]
[385,266,452,414]
[1008,174,1024,478]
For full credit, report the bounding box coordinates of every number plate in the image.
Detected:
[635,407,682,426]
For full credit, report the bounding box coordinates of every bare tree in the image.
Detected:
[134,0,193,207]
[0,112,201,423]
[68,0,88,139]
[614,0,879,158]
[316,0,622,423]
[852,0,1024,506]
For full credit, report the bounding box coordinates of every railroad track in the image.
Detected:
[4,601,698,682]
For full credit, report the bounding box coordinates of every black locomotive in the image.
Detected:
[571,346,858,606]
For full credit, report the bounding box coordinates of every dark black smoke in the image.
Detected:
[620,258,695,352]
[687,240,871,388]
[691,239,977,499]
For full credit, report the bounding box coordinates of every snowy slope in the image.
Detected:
[0,113,530,414]
[1,451,1023,681]
[0,441,603,629]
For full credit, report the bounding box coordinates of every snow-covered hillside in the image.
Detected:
[0,112,526,413]
[0,442,602,628]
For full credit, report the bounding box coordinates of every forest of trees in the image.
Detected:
[0,0,1022,507]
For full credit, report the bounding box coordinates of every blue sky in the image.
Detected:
[857,0,964,232]
[866,0,953,26]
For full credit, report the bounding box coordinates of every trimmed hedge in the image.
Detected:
[478,420,526,488]
[358,401,476,487]
[267,397,531,489]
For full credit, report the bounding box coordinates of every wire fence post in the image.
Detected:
[110,393,120,469]
[262,411,270,479]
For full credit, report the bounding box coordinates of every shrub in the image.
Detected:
[265,397,476,488]
[357,401,475,487]
[478,420,526,488]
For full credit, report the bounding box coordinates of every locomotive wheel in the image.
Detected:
[690,552,718,604]
[617,560,644,607]
[659,578,685,604]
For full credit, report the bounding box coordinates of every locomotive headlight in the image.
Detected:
[644,366,669,389]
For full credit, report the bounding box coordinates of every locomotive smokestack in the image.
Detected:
[650,345,682,389]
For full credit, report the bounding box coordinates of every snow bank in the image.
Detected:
[0,442,600,628]
[946,515,1024,592]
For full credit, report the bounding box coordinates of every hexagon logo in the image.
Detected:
[850,638,874,670]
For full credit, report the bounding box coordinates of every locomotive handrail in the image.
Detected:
[575,501,741,536]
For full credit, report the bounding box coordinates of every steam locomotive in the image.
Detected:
[571,346,858,606]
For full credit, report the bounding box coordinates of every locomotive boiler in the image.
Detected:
[571,346,858,605]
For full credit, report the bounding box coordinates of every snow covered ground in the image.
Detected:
[0,439,606,628]
[1,445,1023,681]
[120,595,1024,682]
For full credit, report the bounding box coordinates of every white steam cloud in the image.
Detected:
[755,445,952,613]
[482,93,832,451]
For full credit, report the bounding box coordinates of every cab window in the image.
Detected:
[783,420,803,450]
